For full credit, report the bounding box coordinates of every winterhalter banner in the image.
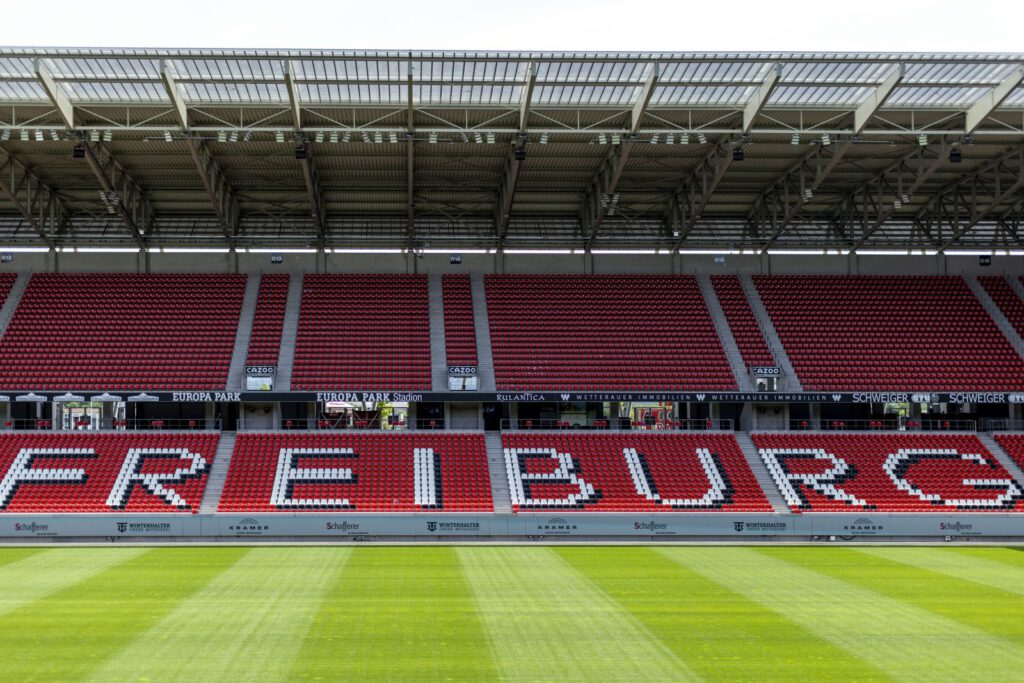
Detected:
[0,390,1021,404]
[0,513,1022,538]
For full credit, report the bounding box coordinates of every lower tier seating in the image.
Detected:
[753,433,1024,512]
[993,434,1024,473]
[501,433,771,512]
[218,433,492,512]
[0,432,218,513]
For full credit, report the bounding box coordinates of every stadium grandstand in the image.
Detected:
[0,48,1022,540]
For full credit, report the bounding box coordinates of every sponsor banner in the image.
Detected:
[1,390,1023,404]
[751,367,781,377]
[0,513,1022,537]
[245,366,276,376]
[447,366,478,376]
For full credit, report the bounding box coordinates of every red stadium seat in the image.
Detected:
[442,274,478,366]
[246,274,290,367]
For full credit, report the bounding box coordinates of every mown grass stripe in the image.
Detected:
[291,546,498,681]
[855,546,1024,598]
[90,546,349,683]
[661,546,1024,681]
[768,546,1024,646]
[556,546,886,682]
[0,546,146,617]
[459,546,697,682]
[0,547,245,681]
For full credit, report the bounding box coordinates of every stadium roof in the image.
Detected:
[1,49,1023,253]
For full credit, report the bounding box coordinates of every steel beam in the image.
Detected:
[670,141,736,251]
[854,64,903,133]
[496,63,538,246]
[965,66,1024,133]
[186,137,236,245]
[33,59,74,128]
[284,61,302,129]
[742,64,781,133]
[80,143,148,246]
[159,60,189,129]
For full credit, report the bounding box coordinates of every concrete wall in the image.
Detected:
[0,249,1021,277]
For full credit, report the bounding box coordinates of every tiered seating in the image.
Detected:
[753,275,1024,390]
[753,433,1024,512]
[485,275,736,390]
[0,432,217,513]
[245,274,290,367]
[980,276,1024,340]
[218,432,492,512]
[0,274,246,389]
[501,432,771,512]
[0,273,17,311]
[291,274,431,389]
[442,274,477,366]
[993,434,1024,473]
[711,274,775,369]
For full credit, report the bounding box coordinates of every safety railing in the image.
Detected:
[0,418,219,431]
[500,418,734,431]
[788,418,978,432]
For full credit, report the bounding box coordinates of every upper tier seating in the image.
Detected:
[0,432,218,513]
[442,274,478,366]
[711,274,775,369]
[291,274,431,389]
[245,274,290,367]
[218,432,492,512]
[753,275,1024,390]
[501,432,771,512]
[0,273,17,311]
[0,274,246,389]
[979,276,1024,341]
[485,275,737,390]
[993,434,1024,473]
[753,432,1024,512]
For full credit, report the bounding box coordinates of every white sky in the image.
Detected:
[1,0,1022,53]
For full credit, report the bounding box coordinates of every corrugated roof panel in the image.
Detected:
[180,82,288,103]
[887,85,990,107]
[0,80,47,100]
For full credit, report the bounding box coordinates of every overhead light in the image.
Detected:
[314,132,324,143]
[102,130,113,142]
[539,132,548,144]
[791,132,800,145]
[962,134,973,145]
[474,132,483,144]
[917,133,928,146]
[362,132,372,144]
[275,131,286,143]
[163,130,173,143]
[696,132,707,144]
[611,133,621,145]
[901,193,910,204]
[329,132,338,143]
[460,132,469,143]
[389,132,398,144]
[820,133,830,146]
[34,130,44,142]
[243,131,253,142]
[679,132,689,145]
[342,132,351,143]
[217,131,227,143]
[894,198,903,209]
[428,132,438,144]
[374,132,383,144]
[228,131,238,143]
[598,133,607,145]
[0,130,9,141]
[19,130,29,141]
[650,134,659,144]
[949,147,962,163]
[802,188,813,200]
[732,148,745,161]
[50,130,61,142]
[665,133,674,145]
[486,132,495,144]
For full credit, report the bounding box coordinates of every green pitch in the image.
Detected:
[1,545,1023,681]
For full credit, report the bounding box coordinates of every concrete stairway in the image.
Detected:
[199,432,236,514]
[965,276,1024,359]
[697,274,755,391]
[977,433,1024,486]
[226,274,261,390]
[1008,274,1024,302]
[734,432,790,513]
[0,272,30,338]
[428,273,449,391]
[469,273,496,391]
[484,432,512,513]
[738,274,804,391]
[274,273,304,390]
